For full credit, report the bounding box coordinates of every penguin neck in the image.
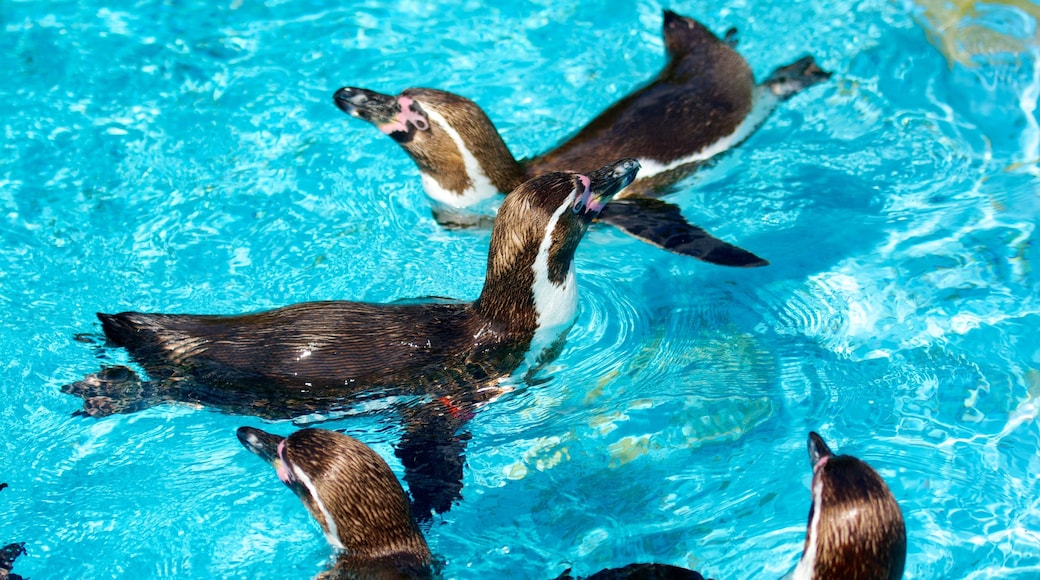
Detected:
[418,107,526,209]
[790,470,825,580]
[474,201,579,347]
[335,545,433,579]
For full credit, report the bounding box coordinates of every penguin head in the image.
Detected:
[334,86,433,143]
[478,158,639,329]
[334,86,524,207]
[795,431,906,580]
[236,427,431,564]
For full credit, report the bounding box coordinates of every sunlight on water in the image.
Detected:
[1,0,1040,578]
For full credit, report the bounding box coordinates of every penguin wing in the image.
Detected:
[597,198,768,267]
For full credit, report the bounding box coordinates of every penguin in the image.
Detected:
[237,426,433,580]
[334,10,831,267]
[555,563,707,580]
[555,432,905,580]
[0,543,26,580]
[792,431,906,580]
[63,158,641,520]
[1,483,26,580]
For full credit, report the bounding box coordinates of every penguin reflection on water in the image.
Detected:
[63,159,641,520]
[335,10,831,267]
[558,432,906,580]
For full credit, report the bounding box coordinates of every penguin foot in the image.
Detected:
[765,55,832,100]
[62,365,159,418]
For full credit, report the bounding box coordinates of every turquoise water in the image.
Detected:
[1,0,1038,577]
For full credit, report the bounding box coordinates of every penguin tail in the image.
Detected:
[97,311,144,347]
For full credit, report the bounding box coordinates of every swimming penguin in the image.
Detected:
[1,484,26,580]
[0,542,27,580]
[63,158,641,520]
[334,10,831,267]
[792,431,906,580]
[237,426,434,579]
[555,432,905,580]
[556,563,708,580]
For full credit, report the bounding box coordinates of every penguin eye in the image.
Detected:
[410,105,429,131]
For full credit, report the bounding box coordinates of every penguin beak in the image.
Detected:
[238,426,298,485]
[573,158,641,216]
[807,431,834,470]
[334,87,430,139]
[237,426,286,468]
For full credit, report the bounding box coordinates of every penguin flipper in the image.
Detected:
[596,198,768,267]
[394,398,475,522]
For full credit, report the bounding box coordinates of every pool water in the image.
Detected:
[1,0,1039,578]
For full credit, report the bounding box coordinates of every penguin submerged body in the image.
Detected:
[335,10,830,267]
[64,159,641,518]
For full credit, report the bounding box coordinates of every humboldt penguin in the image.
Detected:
[237,426,434,579]
[0,542,26,580]
[792,431,906,580]
[1,484,26,580]
[334,10,831,267]
[63,158,641,520]
[556,432,905,580]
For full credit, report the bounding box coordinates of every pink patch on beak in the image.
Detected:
[573,174,605,213]
[377,96,429,135]
[276,439,292,483]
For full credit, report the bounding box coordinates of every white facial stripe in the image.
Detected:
[636,85,782,179]
[289,462,344,550]
[791,472,825,580]
[420,106,499,208]
[526,188,580,364]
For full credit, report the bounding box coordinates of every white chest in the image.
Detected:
[525,200,579,364]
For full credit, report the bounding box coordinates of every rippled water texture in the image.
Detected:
[1,0,1038,578]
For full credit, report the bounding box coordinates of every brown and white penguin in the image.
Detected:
[334,10,831,267]
[237,426,434,579]
[792,431,906,580]
[63,158,641,520]
[555,432,905,580]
